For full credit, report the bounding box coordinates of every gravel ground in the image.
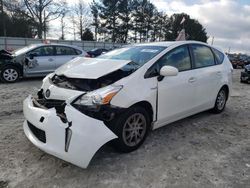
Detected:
[0,70,250,188]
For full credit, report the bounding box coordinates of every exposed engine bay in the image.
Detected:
[51,62,139,91]
[35,62,138,123]
[0,50,12,60]
[0,49,33,70]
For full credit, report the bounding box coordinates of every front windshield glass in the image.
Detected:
[98,45,166,67]
[12,45,36,56]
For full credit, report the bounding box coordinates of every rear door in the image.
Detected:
[25,45,56,76]
[190,44,222,110]
[149,45,198,128]
[54,46,79,69]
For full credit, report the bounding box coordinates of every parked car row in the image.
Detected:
[0,44,112,83]
[227,53,250,69]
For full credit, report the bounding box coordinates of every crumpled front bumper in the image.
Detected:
[23,95,117,168]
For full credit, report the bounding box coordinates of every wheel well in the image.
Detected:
[2,64,23,76]
[221,85,229,100]
[131,101,154,123]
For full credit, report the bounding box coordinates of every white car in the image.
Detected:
[23,41,233,168]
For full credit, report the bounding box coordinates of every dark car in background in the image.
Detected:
[231,59,245,69]
[240,64,250,83]
[228,53,250,69]
[86,48,109,57]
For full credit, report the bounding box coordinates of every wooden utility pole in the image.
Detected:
[211,36,214,45]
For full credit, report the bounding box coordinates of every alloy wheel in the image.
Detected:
[216,90,226,110]
[3,68,18,82]
[122,113,147,147]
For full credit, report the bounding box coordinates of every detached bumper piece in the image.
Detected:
[23,96,117,168]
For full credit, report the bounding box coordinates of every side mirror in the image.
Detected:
[160,65,178,77]
[28,53,37,59]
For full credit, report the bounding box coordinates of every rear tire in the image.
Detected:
[211,88,227,114]
[0,66,20,83]
[109,106,150,153]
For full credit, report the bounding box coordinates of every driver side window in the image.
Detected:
[145,45,192,78]
[27,46,54,57]
[157,45,191,72]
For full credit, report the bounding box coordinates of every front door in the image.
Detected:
[154,45,197,128]
[25,46,56,76]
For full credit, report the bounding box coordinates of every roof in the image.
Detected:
[134,40,208,47]
[28,43,83,50]
[129,40,224,53]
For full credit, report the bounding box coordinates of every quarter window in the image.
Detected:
[157,45,192,72]
[191,44,215,68]
[76,49,82,55]
[212,48,224,64]
[55,46,77,55]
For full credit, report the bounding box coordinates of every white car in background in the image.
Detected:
[0,43,87,82]
[23,41,233,168]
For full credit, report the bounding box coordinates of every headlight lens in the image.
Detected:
[73,85,123,106]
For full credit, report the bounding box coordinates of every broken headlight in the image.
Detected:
[73,85,123,106]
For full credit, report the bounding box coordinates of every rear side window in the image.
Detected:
[157,45,191,72]
[55,46,77,55]
[76,49,82,55]
[191,44,215,68]
[212,48,224,64]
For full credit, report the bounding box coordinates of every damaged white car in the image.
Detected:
[23,41,233,168]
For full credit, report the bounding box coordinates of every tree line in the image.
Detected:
[0,0,208,43]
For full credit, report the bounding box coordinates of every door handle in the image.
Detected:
[48,58,54,62]
[216,71,222,76]
[188,77,196,83]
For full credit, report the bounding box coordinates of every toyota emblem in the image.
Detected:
[45,89,51,98]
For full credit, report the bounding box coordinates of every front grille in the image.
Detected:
[27,121,46,143]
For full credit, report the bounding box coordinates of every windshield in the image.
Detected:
[12,45,36,56]
[98,45,166,66]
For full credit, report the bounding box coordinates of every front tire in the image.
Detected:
[0,66,20,83]
[110,106,150,153]
[212,88,227,113]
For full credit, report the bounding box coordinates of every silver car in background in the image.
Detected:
[0,43,87,83]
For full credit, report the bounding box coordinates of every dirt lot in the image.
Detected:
[0,70,250,188]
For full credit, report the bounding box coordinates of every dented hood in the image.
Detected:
[55,57,131,79]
